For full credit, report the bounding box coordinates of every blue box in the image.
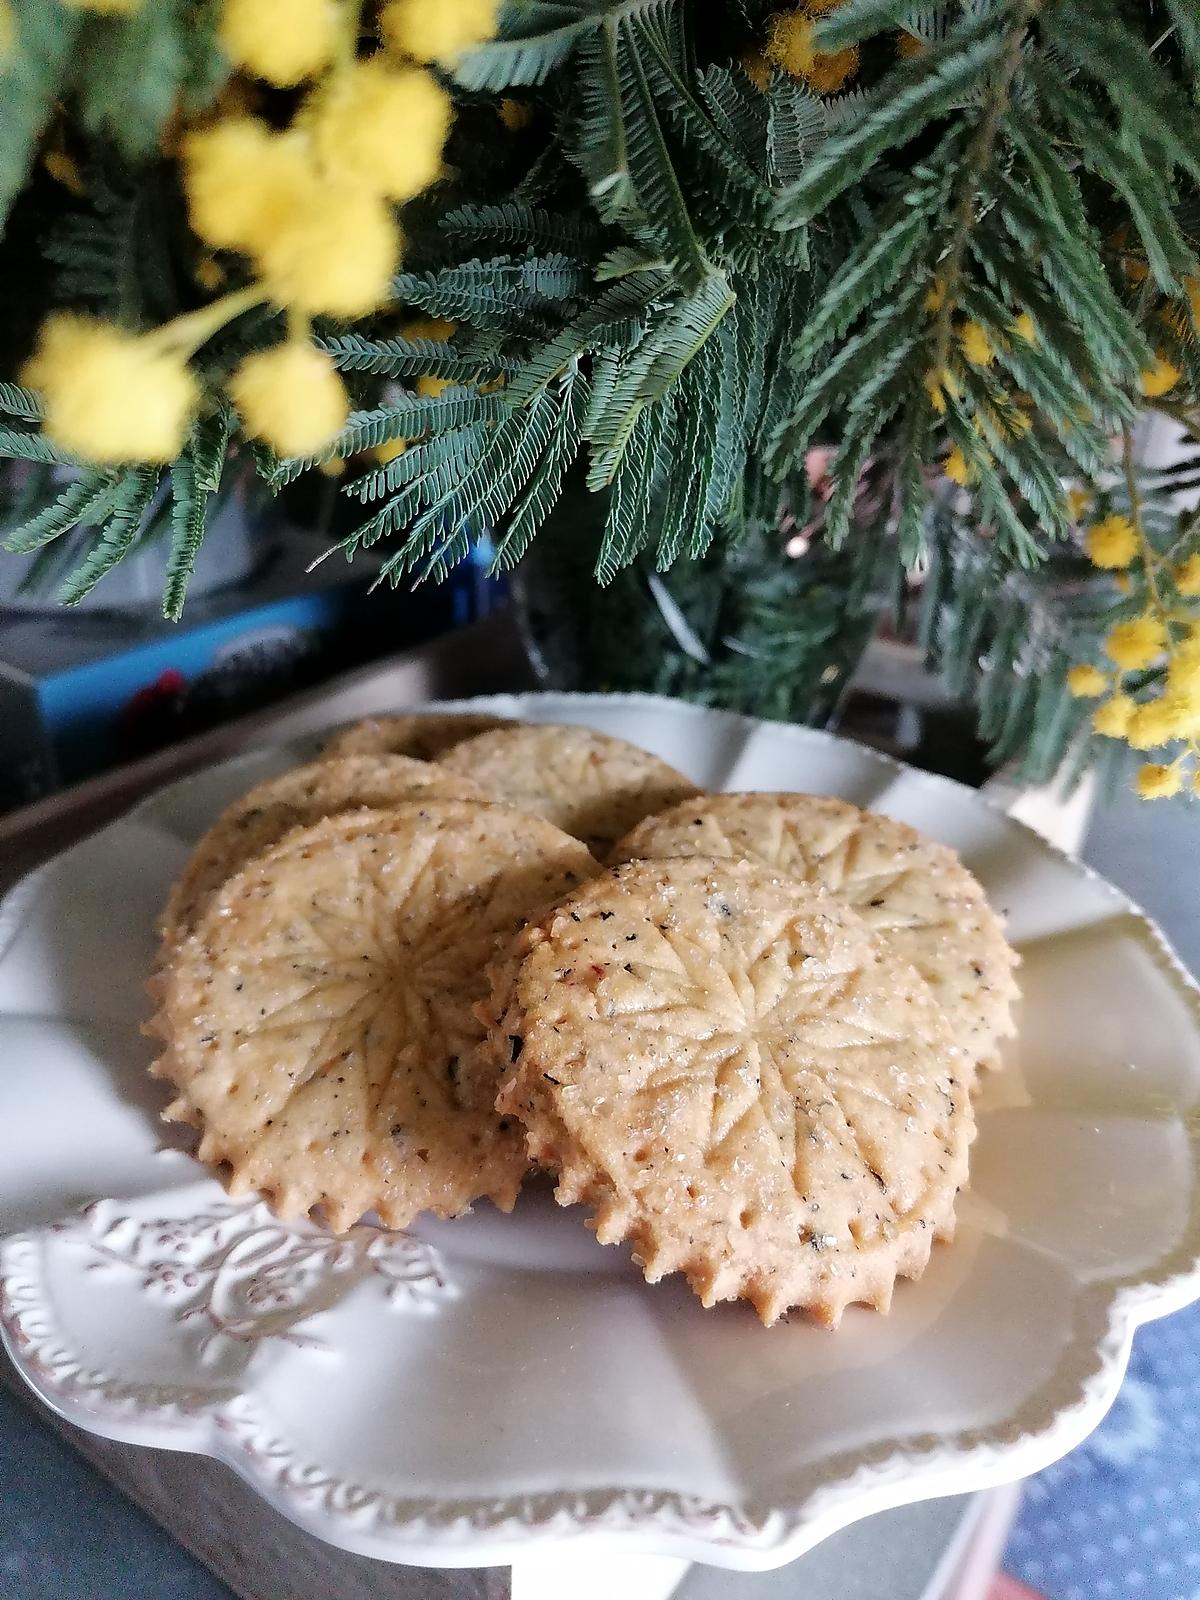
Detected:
[0,535,504,810]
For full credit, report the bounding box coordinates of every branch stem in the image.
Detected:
[149,287,268,358]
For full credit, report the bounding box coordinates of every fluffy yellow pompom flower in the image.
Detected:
[1106,615,1167,671]
[805,44,858,94]
[1012,311,1037,344]
[375,437,408,465]
[1167,648,1200,705]
[220,0,335,86]
[415,374,453,399]
[764,11,817,76]
[1066,487,1090,522]
[959,321,994,366]
[255,185,400,318]
[1093,694,1135,738]
[763,11,858,94]
[1174,554,1200,596]
[1001,403,1032,438]
[944,446,973,486]
[1085,514,1137,570]
[498,98,533,131]
[22,313,198,465]
[229,342,349,458]
[1126,699,1184,750]
[1139,354,1181,398]
[1066,664,1107,699]
[924,366,960,414]
[923,278,945,313]
[43,150,85,194]
[194,255,224,291]
[403,315,456,342]
[381,0,498,64]
[184,119,315,254]
[1159,696,1200,744]
[741,49,772,90]
[1136,762,1182,800]
[313,60,452,202]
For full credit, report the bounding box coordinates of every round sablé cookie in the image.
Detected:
[151,800,600,1231]
[323,710,511,762]
[611,793,1018,1068]
[159,754,490,947]
[436,723,701,856]
[490,857,973,1327]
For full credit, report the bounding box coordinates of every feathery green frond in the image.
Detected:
[0,383,43,423]
[392,254,591,330]
[771,13,1008,227]
[2,470,120,554]
[59,466,159,604]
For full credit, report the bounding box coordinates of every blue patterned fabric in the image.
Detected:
[1005,1301,1200,1600]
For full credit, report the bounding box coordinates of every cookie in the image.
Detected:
[323,710,511,761]
[611,793,1018,1067]
[437,723,701,855]
[151,801,600,1231]
[490,857,973,1327]
[160,754,489,946]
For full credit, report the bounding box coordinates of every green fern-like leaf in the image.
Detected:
[1163,0,1200,76]
[0,428,79,466]
[345,426,490,505]
[772,12,1007,227]
[1048,1,1200,191]
[766,82,829,184]
[59,466,159,604]
[391,254,590,330]
[454,1,601,91]
[318,331,510,383]
[586,267,734,484]
[989,152,1150,384]
[439,202,602,255]
[492,367,590,570]
[162,457,204,622]
[769,274,924,473]
[1032,66,1197,294]
[616,17,709,285]
[596,396,677,581]
[3,470,119,554]
[696,65,770,171]
[653,362,718,568]
[790,173,950,371]
[506,272,669,406]
[306,390,510,465]
[0,382,43,423]
[813,0,922,51]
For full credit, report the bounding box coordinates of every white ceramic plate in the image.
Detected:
[2,692,1199,1573]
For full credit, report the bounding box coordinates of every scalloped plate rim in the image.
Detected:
[1,690,1199,1572]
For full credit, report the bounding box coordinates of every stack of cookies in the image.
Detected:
[148,712,1018,1327]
